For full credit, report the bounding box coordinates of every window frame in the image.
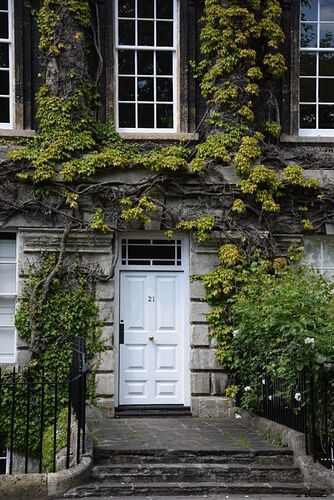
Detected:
[299,0,334,137]
[303,236,334,276]
[0,234,17,364]
[0,0,14,130]
[114,0,179,133]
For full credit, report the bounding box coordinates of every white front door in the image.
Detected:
[119,271,185,405]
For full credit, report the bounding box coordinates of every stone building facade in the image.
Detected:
[2,0,334,418]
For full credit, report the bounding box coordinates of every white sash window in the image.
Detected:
[300,0,334,136]
[115,0,177,132]
[0,236,16,363]
[0,0,13,129]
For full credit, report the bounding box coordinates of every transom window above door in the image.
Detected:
[299,0,334,136]
[116,0,177,132]
[121,238,182,266]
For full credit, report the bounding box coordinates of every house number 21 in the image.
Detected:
[148,296,155,302]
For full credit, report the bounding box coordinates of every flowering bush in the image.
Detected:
[230,263,334,420]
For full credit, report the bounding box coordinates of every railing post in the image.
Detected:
[39,368,45,473]
[53,367,58,473]
[24,368,31,474]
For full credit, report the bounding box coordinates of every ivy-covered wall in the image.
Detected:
[2,0,334,418]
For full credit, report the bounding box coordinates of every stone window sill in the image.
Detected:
[281,134,334,144]
[119,132,199,141]
[0,129,35,138]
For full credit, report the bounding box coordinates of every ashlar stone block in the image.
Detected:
[211,372,229,396]
[96,373,115,397]
[191,372,210,395]
[190,347,222,370]
[190,302,212,323]
[191,324,210,346]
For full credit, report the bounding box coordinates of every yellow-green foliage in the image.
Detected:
[90,208,111,233]
[176,216,215,243]
[283,165,320,189]
[121,196,157,225]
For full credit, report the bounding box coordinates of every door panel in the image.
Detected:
[119,271,184,405]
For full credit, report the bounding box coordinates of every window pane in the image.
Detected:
[0,328,15,356]
[319,104,334,127]
[320,24,334,48]
[156,51,173,75]
[157,21,174,46]
[319,78,334,102]
[0,298,15,326]
[301,23,317,47]
[119,0,135,18]
[303,239,321,266]
[138,21,154,45]
[138,50,154,75]
[300,78,316,101]
[0,70,9,95]
[118,20,135,45]
[323,240,334,267]
[300,104,316,128]
[0,264,16,293]
[118,50,135,74]
[0,239,15,260]
[301,0,318,21]
[0,1,8,10]
[157,78,173,101]
[319,52,334,75]
[138,0,154,19]
[320,0,334,21]
[0,97,9,122]
[119,77,135,101]
[0,44,9,68]
[138,77,154,101]
[300,52,316,75]
[138,104,154,127]
[157,0,173,19]
[119,103,135,127]
[0,13,8,39]
[157,104,173,128]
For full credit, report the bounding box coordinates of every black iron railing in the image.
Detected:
[237,368,334,470]
[0,337,88,475]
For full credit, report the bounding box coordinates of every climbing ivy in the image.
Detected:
[0,254,105,462]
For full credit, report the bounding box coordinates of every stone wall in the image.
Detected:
[189,235,230,417]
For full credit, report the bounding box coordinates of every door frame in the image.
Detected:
[114,232,190,408]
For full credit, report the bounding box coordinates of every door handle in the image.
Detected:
[148,336,154,341]
[119,322,124,345]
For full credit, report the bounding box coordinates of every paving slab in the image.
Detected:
[93,417,281,452]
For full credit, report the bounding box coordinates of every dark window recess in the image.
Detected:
[121,239,182,266]
[119,0,135,18]
[0,1,8,11]
[0,44,9,69]
[0,97,9,123]
[0,12,8,39]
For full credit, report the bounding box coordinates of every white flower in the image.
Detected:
[294,392,302,402]
[316,354,326,364]
[324,362,333,369]
[233,329,239,338]
[304,337,316,347]
[244,386,251,392]
[235,413,242,419]
[262,379,266,385]
[268,395,273,401]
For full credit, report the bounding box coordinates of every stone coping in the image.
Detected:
[0,427,93,500]
[227,407,334,493]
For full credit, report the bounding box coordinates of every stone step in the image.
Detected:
[91,462,302,484]
[63,480,328,497]
[94,448,295,465]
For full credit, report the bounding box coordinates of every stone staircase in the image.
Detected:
[63,448,328,497]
